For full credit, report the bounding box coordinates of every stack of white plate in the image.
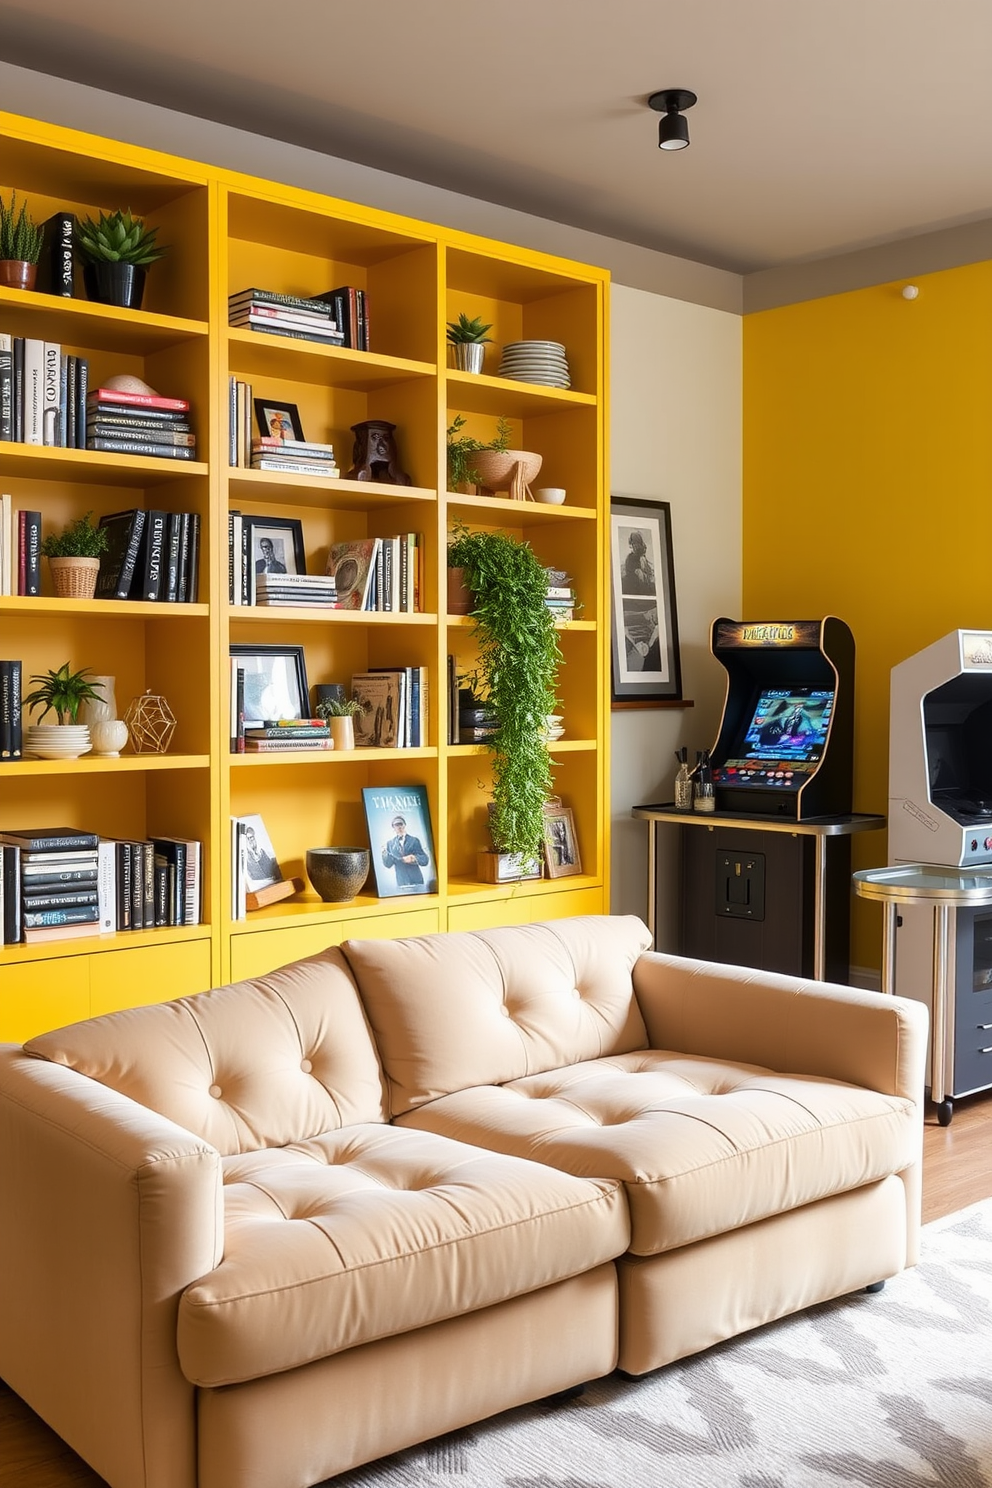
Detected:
[25,724,92,760]
[498,340,570,389]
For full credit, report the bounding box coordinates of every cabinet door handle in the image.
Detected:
[979,1023,992,1031]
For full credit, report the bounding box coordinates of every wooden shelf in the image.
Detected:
[228,469,436,510]
[446,874,602,905]
[446,369,596,417]
[447,739,596,757]
[229,892,441,933]
[0,287,208,352]
[2,754,209,776]
[227,328,436,389]
[228,605,435,626]
[445,492,596,524]
[0,923,212,966]
[229,747,438,766]
[446,614,595,632]
[0,444,208,485]
[0,597,208,618]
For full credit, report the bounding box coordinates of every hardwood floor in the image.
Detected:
[2,1096,990,1488]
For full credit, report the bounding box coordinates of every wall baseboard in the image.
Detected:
[847,964,881,993]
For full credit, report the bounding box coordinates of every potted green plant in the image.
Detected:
[447,313,493,375]
[23,664,105,759]
[40,512,109,599]
[76,208,167,309]
[446,525,561,864]
[445,413,542,502]
[314,694,367,751]
[0,192,44,291]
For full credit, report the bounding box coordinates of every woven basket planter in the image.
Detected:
[471,449,542,501]
[48,556,101,599]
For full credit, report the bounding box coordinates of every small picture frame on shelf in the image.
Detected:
[243,515,306,602]
[237,813,282,893]
[254,398,304,442]
[230,643,309,727]
[541,802,582,879]
[362,785,438,898]
[610,496,682,706]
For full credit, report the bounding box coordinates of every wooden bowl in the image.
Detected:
[472,449,543,498]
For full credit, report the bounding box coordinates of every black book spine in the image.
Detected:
[240,520,249,604]
[97,510,146,600]
[2,845,21,944]
[23,905,100,928]
[66,356,77,449]
[186,512,200,603]
[58,353,68,449]
[37,212,75,297]
[176,512,191,603]
[128,844,142,931]
[22,888,100,910]
[142,842,155,928]
[242,322,345,348]
[86,403,189,424]
[13,338,24,442]
[154,859,169,927]
[24,512,41,596]
[116,843,131,931]
[75,357,88,448]
[236,667,245,753]
[1,832,99,853]
[142,512,167,602]
[0,663,10,761]
[165,512,182,601]
[0,340,12,441]
[9,660,21,760]
[88,437,195,460]
[20,867,98,887]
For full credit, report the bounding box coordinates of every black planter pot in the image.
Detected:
[83,261,147,309]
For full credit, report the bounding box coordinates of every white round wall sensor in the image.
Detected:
[901,285,919,300]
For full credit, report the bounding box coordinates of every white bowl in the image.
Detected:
[535,488,567,505]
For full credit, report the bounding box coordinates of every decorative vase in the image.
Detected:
[471,449,543,501]
[48,556,100,599]
[90,719,129,757]
[329,715,355,751]
[305,847,370,903]
[79,675,117,728]
[83,261,146,309]
[0,260,37,291]
[447,566,473,615]
[451,342,486,374]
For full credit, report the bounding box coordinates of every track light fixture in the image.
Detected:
[648,88,697,151]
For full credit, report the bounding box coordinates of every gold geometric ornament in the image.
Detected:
[123,690,177,753]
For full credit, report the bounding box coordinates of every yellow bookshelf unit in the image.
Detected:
[0,109,609,1035]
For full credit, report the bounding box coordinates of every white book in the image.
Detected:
[23,339,45,445]
[42,343,60,446]
[97,840,117,934]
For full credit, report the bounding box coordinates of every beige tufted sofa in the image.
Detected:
[0,915,927,1488]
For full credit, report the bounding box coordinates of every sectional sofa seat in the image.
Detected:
[0,914,927,1488]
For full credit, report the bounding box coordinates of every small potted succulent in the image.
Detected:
[446,313,493,375]
[40,512,109,599]
[76,208,167,309]
[23,664,105,759]
[0,192,44,291]
[314,694,368,751]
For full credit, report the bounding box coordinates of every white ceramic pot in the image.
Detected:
[79,675,117,727]
[91,718,129,757]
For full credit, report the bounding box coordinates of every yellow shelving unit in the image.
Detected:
[0,108,609,1025]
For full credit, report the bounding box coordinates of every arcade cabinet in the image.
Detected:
[888,629,992,1119]
[634,617,883,982]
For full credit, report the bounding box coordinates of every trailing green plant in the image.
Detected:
[23,664,104,725]
[0,193,43,264]
[314,696,367,719]
[40,511,109,560]
[446,313,493,344]
[446,524,561,857]
[76,209,167,267]
[446,414,512,491]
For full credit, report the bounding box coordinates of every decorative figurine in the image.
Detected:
[346,420,411,485]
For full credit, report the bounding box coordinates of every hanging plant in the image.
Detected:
[447,524,561,857]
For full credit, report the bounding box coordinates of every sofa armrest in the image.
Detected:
[632,952,928,1102]
[0,1046,223,1488]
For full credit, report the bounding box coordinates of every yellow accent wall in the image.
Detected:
[744,262,992,971]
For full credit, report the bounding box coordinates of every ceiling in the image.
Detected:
[2,0,992,275]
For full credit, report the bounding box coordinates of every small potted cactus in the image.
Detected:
[0,193,44,291]
[446,313,493,374]
[76,208,168,309]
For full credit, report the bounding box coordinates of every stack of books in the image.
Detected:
[0,496,41,596]
[96,508,201,602]
[250,437,339,479]
[255,572,336,608]
[545,567,577,623]
[0,828,202,944]
[316,286,369,350]
[327,534,421,612]
[0,334,89,447]
[228,289,345,348]
[242,721,332,754]
[86,387,197,462]
[351,668,428,748]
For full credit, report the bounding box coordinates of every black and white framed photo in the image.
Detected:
[243,515,306,601]
[253,398,304,442]
[230,644,309,727]
[541,802,582,879]
[610,496,682,705]
[237,813,282,892]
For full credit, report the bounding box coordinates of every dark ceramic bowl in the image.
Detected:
[306,847,370,903]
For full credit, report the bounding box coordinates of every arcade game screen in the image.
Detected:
[728,687,834,767]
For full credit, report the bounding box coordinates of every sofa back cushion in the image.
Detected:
[343,915,652,1115]
[25,949,387,1154]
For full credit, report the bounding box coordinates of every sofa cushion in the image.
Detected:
[176,1125,629,1386]
[397,1051,920,1255]
[343,916,653,1115]
[25,949,386,1154]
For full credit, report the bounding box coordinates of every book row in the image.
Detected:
[227,516,419,611]
[0,828,202,946]
[326,535,422,613]
[0,499,41,597]
[229,286,368,351]
[96,508,201,602]
[228,378,340,475]
[227,657,427,750]
[0,336,88,447]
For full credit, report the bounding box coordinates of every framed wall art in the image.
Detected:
[609,496,682,705]
[229,644,309,727]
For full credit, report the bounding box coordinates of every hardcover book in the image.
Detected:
[351,672,401,748]
[327,538,379,611]
[36,212,75,297]
[0,829,100,851]
[96,509,146,599]
[362,785,437,898]
[88,388,190,412]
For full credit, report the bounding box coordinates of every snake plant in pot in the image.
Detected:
[447,524,561,867]
[0,192,44,291]
[76,208,167,309]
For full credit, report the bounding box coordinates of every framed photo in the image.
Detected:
[542,802,582,879]
[230,644,309,727]
[243,515,306,602]
[254,398,304,442]
[610,496,682,705]
[236,813,282,893]
[362,785,438,898]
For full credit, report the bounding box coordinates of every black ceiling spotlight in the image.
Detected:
[648,88,697,151]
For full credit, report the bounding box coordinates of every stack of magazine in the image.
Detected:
[255,573,336,608]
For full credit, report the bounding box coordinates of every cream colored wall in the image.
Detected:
[609,286,742,937]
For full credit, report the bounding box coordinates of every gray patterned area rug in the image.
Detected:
[326,1201,992,1488]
